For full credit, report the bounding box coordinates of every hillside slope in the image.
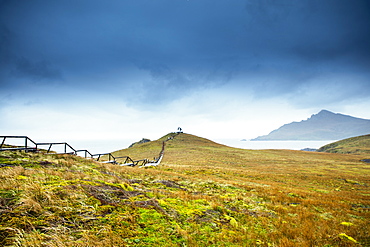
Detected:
[253,110,370,140]
[1,133,369,246]
[317,134,370,154]
[112,133,227,164]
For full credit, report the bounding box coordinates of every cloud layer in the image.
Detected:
[1,0,369,146]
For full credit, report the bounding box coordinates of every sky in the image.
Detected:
[1,0,370,152]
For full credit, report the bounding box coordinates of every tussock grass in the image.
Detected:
[1,133,369,246]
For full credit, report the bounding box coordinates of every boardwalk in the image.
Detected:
[0,135,174,167]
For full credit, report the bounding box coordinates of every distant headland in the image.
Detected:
[252,110,370,141]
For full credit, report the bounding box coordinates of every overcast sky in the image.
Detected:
[1,0,370,152]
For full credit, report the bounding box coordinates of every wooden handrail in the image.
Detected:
[0,133,182,167]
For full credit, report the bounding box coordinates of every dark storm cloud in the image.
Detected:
[1,0,369,106]
[13,57,62,81]
[0,25,15,87]
[131,59,236,105]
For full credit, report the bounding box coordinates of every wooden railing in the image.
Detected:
[0,136,38,152]
[0,136,144,166]
[0,133,181,167]
[36,142,76,154]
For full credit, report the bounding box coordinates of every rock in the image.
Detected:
[128,138,151,148]
[301,148,317,152]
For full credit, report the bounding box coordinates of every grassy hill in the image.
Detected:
[317,134,370,154]
[1,133,369,246]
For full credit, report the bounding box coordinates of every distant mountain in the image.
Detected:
[252,110,370,141]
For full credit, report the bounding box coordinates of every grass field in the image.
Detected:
[1,133,369,246]
[317,134,370,154]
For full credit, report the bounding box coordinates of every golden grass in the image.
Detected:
[0,133,369,246]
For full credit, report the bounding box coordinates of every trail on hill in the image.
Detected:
[140,132,181,167]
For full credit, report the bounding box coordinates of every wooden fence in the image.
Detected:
[0,136,151,166]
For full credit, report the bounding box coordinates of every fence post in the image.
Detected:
[47,144,52,153]
[1,137,5,148]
